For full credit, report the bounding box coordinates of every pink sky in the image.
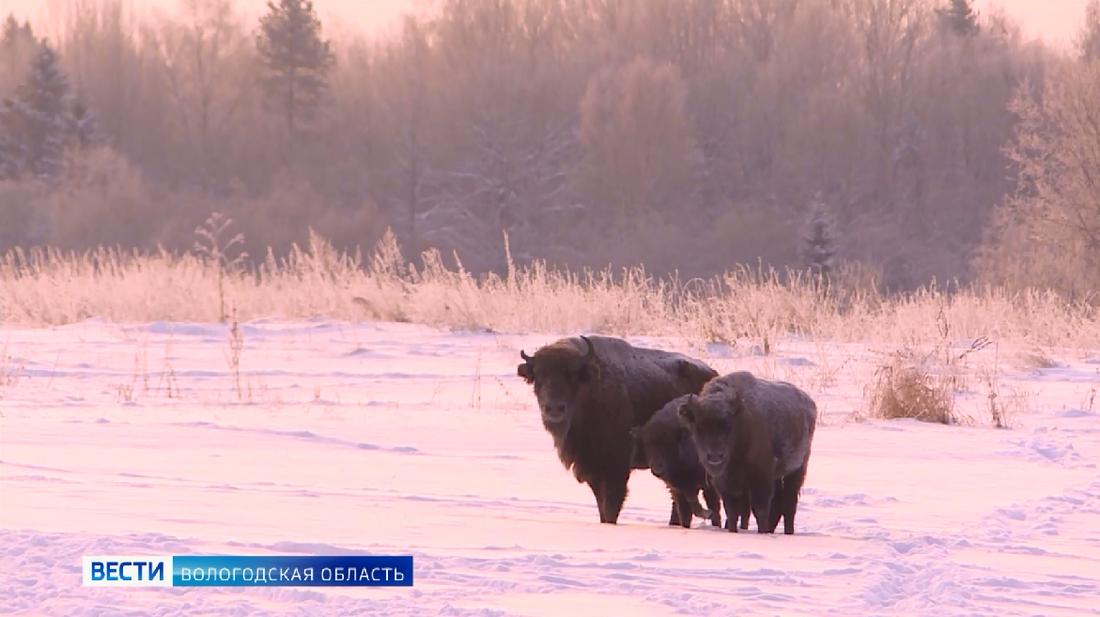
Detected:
[1,0,1090,49]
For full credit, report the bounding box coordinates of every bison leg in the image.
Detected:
[702,483,722,528]
[720,487,741,533]
[748,474,775,534]
[767,479,784,533]
[601,473,630,525]
[672,491,694,528]
[688,492,712,521]
[737,489,751,530]
[587,480,607,524]
[778,463,808,535]
[723,475,751,531]
[667,488,683,527]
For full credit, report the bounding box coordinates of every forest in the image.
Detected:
[1,0,1099,298]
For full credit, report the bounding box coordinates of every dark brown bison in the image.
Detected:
[630,394,728,529]
[677,371,817,534]
[517,335,718,524]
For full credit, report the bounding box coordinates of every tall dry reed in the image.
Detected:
[2,229,1098,356]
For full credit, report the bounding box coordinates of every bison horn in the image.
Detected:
[520,350,532,362]
[579,335,596,363]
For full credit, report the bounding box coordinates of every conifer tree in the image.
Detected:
[1,14,38,97]
[70,89,106,149]
[1,39,108,182]
[937,0,980,37]
[800,198,838,280]
[2,14,24,40]
[13,40,71,182]
[255,0,335,136]
[0,98,27,180]
[1079,0,1100,62]
[1,14,34,49]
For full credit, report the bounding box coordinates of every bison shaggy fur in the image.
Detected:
[630,394,727,529]
[517,335,718,524]
[677,371,818,534]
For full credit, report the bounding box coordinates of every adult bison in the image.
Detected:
[516,335,717,525]
[677,371,818,534]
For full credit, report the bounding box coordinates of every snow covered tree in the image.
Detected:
[0,97,27,180]
[937,0,980,37]
[11,40,72,182]
[1,14,37,99]
[69,89,106,149]
[575,58,697,225]
[1079,0,1100,62]
[977,60,1100,297]
[1,14,33,45]
[1,43,111,182]
[255,0,335,136]
[800,197,839,280]
[0,14,37,179]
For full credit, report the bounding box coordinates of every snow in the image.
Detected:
[2,319,1100,616]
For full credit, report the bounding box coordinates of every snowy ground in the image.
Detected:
[2,318,1099,616]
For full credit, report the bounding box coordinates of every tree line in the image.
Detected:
[1,0,1098,298]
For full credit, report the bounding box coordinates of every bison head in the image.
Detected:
[676,360,720,392]
[633,397,695,481]
[630,424,690,481]
[516,335,599,432]
[677,391,744,476]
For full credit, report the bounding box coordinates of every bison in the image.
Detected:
[630,394,728,529]
[677,371,817,534]
[517,335,718,524]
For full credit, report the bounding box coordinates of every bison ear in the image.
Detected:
[578,360,600,383]
[516,363,535,384]
[729,391,746,417]
[675,359,691,379]
[677,395,697,425]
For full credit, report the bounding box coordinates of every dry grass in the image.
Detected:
[1083,387,1098,414]
[3,228,1093,430]
[984,378,1030,430]
[864,352,969,425]
[1016,347,1061,370]
[0,340,26,390]
[224,314,245,402]
[2,229,1098,358]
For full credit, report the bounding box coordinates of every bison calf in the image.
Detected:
[677,371,817,535]
[517,335,717,525]
[631,394,726,529]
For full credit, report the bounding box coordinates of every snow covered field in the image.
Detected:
[2,318,1099,616]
